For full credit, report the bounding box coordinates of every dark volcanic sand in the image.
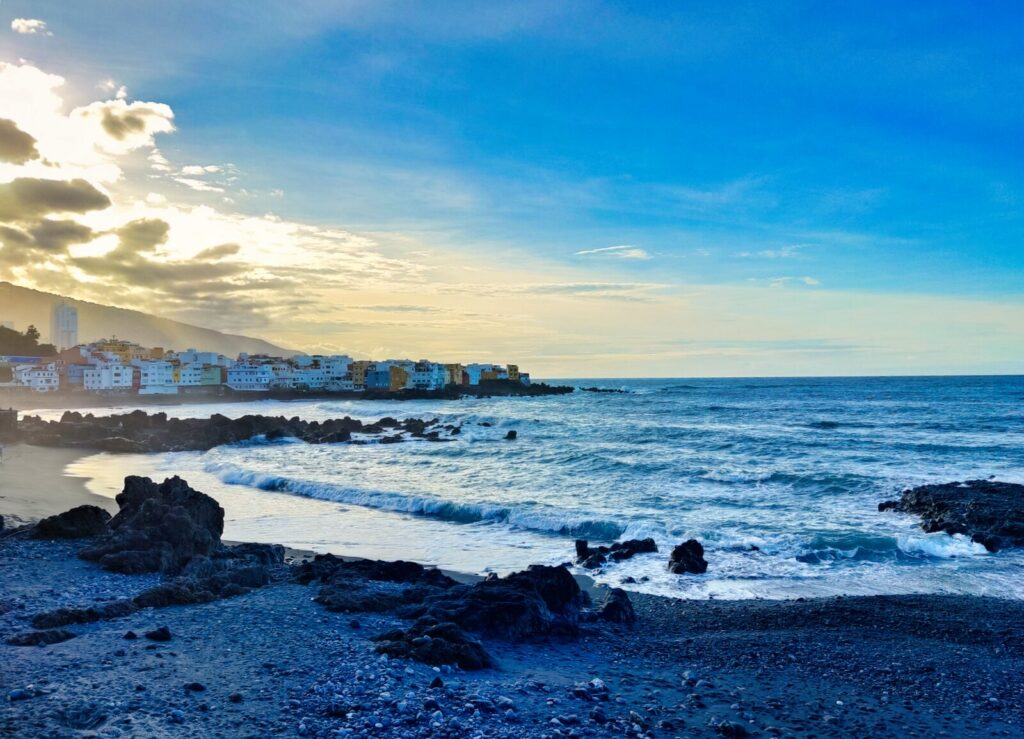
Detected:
[2,537,1023,738]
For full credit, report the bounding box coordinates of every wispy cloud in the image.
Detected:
[11,19,52,36]
[575,244,650,260]
[738,245,803,259]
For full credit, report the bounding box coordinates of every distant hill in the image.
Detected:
[0,282,294,357]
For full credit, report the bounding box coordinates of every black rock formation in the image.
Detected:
[31,505,111,539]
[668,539,708,574]
[80,476,224,574]
[879,479,1024,552]
[574,538,658,569]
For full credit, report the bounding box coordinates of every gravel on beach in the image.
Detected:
[3,536,1024,738]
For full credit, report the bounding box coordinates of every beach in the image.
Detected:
[0,445,114,527]
[2,439,1024,737]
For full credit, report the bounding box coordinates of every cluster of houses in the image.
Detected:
[0,338,530,395]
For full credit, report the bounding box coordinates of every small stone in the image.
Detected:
[144,626,172,642]
[8,689,33,701]
[429,676,444,689]
[168,709,185,724]
[184,682,206,692]
[123,631,138,640]
[228,692,243,703]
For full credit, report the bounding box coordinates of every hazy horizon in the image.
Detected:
[1,2,1021,377]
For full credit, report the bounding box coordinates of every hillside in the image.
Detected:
[0,282,293,357]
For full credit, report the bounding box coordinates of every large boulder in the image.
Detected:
[879,479,1024,552]
[79,476,225,574]
[32,505,111,539]
[668,539,708,574]
[373,621,492,670]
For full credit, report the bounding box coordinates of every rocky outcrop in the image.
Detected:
[79,476,224,574]
[879,479,1024,552]
[31,505,111,539]
[668,539,708,574]
[17,410,466,454]
[398,565,588,640]
[6,628,77,647]
[575,538,658,569]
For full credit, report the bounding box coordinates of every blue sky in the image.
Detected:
[1,2,1022,375]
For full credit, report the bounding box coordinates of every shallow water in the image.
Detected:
[48,375,1024,600]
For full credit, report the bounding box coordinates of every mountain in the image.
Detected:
[0,282,293,357]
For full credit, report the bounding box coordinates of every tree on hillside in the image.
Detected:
[0,325,57,356]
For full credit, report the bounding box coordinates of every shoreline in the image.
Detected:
[2,448,1024,734]
[0,444,114,527]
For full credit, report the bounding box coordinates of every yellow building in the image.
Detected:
[389,366,409,392]
[506,364,519,381]
[480,369,501,382]
[444,363,465,386]
[350,360,372,389]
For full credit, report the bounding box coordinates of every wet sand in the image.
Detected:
[0,445,113,527]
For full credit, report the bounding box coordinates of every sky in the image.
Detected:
[0,1,1021,377]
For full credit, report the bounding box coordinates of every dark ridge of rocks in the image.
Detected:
[579,387,627,393]
[668,539,708,574]
[6,628,77,646]
[879,479,1024,552]
[31,600,137,630]
[574,538,658,569]
[397,565,588,641]
[15,410,468,454]
[80,475,225,574]
[31,505,111,539]
[294,553,457,614]
[372,621,492,670]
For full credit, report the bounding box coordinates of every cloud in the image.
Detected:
[575,244,651,260]
[113,218,170,253]
[0,119,40,164]
[180,165,221,176]
[0,177,111,221]
[194,242,241,261]
[71,99,174,153]
[738,245,802,259]
[175,177,225,192]
[11,19,51,35]
[28,219,94,250]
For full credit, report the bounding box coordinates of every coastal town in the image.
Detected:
[0,304,531,397]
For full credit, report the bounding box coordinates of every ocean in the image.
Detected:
[47,375,1024,600]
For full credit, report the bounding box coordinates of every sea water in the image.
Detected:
[48,375,1024,600]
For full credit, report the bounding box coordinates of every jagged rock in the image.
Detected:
[79,476,224,574]
[373,621,492,670]
[575,538,658,567]
[398,565,586,640]
[31,506,111,539]
[6,628,77,646]
[504,430,518,440]
[668,539,708,574]
[879,480,1024,552]
[596,588,636,624]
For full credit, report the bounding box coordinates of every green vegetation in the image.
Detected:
[0,325,57,356]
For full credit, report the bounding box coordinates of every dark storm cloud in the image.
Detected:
[0,177,111,221]
[0,119,40,164]
[113,218,170,253]
[101,108,151,141]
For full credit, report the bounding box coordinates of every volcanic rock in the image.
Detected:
[31,506,111,539]
[79,476,224,574]
[668,539,708,574]
[879,479,1024,552]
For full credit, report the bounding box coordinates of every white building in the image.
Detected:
[173,349,227,367]
[14,362,59,392]
[134,360,177,394]
[465,363,498,386]
[176,363,203,386]
[411,361,447,390]
[83,363,134,391]
[227,363,276,391]
[50,303,78,351]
